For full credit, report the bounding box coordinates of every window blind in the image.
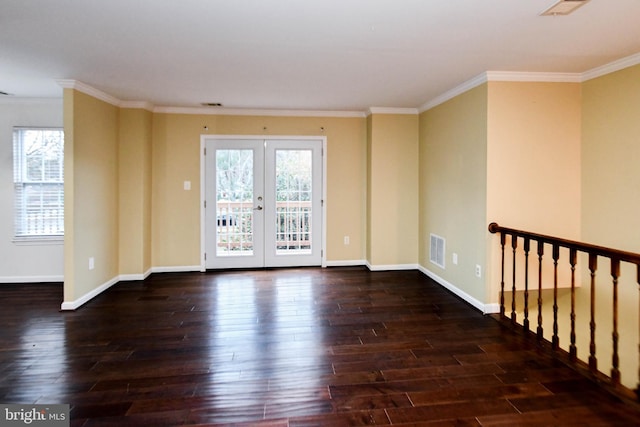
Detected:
[13,128,64,237]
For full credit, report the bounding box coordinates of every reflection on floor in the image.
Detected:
[1,267,639,426]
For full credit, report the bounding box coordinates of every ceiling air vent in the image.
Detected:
[430,233,446,269]
[540,0,590,16]
[202,102,223,107]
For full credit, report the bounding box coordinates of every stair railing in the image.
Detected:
[488,222,640,399]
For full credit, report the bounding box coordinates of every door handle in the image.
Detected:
[254,205,263,211]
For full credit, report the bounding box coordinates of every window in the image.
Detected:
[13,128,64,238]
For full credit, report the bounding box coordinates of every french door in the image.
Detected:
[203,137,323,269]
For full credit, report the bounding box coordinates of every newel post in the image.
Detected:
[488,223,506,318]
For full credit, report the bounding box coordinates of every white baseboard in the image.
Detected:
[119,268,153,282]
[325,259,367,267]
[50,263,499,315]
[60,266,193,311]
[366,262,419,271]
[418,265,499,314]
[60,276,119,311]
[152,265,202,274]
[0,275,64,284]
[339,261,497,314]
[484,303,501,314]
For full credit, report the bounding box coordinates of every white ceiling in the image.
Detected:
[1,0,640,112]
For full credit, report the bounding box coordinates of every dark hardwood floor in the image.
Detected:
[1,267,640,426]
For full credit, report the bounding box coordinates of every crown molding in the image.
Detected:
[53,50,640,118]
[120,100,155,111]
[57,79,121,106]
[419,51,640,112]
[419,67,598,113]
[56,80,155,111]
[419,73,488,112]
[153,105,366,118]
[367,107,418,116]
[581,52,640,82]
[56,80,366,117]
[485,71,581,83]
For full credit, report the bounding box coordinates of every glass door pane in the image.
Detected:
[216,149,254,256]
[264,139,322,267]
[205,139,264,269]
[204,138,321,270]
[274,149,312,254]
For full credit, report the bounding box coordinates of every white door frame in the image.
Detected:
[200,135,327,271]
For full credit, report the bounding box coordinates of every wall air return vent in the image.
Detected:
[429,233,446,269]
[540,0,590,16]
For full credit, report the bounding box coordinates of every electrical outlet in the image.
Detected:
[475,264,481,278]
[89,257,95,270]
[343,235,350,245]
[184,180,191,190]
[452,253,458,265]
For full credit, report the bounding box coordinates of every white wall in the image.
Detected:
[0,98,64,282]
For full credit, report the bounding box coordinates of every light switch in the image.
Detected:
[184,181,191,190]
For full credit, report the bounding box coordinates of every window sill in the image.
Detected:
[13,236,64,246]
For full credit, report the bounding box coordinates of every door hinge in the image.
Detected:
[204,252,207,261]
[204,200,207,208]
[204,147,207,156]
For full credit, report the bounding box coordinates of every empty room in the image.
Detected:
[2,1,640,425]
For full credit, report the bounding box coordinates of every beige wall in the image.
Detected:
[119,108,153,276]
[63,89,119,304]
[419,85,488,303]
[487,82,582,238]
[367,113,419,267]
[151,113,367,268]
[419,81,582,306]
[63,99,367,305]
[366,115,373,262]
[63,91,75,300]
[486,81,583,299]
[581,65,640,252]
[580,64,640,388]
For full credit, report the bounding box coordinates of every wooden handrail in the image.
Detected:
[488,222,640,401]
[489,222,640,265]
